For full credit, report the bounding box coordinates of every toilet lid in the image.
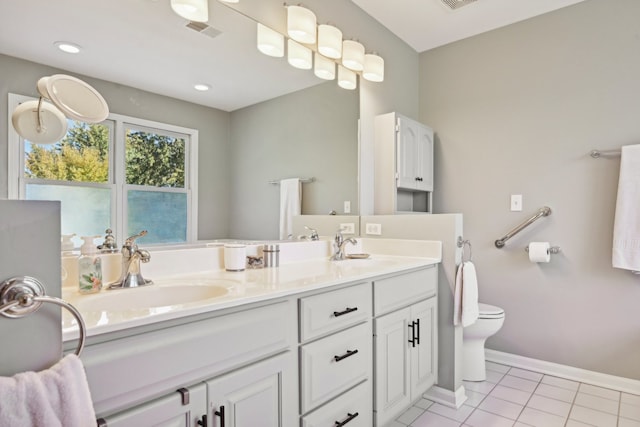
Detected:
[479,303,505,319]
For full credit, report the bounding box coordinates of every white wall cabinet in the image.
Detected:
[374,112,434,214]
[372,268,438,426]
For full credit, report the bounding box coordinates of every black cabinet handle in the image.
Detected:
[334,349,359,362]
[408,322,416,347]
[415,318,421,345]
[197,414,208,427]
[215,405,225,427]
[335,412,359,427]
[333,307,358,317]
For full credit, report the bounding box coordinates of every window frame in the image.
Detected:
[7,93,199,247]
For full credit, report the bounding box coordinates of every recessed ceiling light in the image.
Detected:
[54,41,81,54]
[194,84,210,91]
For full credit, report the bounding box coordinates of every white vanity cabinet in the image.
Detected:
[372,266,438,426]
[374,112,434,214]
[298,282,373,426]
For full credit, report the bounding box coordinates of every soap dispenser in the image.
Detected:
[78,235,103,294]
[61,233,76,254]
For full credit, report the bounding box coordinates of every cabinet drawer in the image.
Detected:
[301,380,372,427]
[300,322,372,413]
[373,267,437,315]
[299,282,371,342]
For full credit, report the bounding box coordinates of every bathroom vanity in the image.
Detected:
[62,241,440,426]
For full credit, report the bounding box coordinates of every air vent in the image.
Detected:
[440,0,478,10]
[185,21,222,39]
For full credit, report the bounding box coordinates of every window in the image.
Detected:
[8,94,198,248]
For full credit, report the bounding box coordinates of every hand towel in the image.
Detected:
[0,354,96,427]
[612,144,640,271]
[279,178,301,240]
[453,261,479,327]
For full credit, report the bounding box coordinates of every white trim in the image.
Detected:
[486,349,640,395]
[422,384,468,409]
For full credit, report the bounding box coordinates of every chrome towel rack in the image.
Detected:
[590,149,621,158]
[0,276,86,356]
[268,177,315,184]
[457,236,472,262]
[495,206,552,249]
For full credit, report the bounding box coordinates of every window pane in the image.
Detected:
[24,121,110,183]
[127,190,187,244]
[125,128,185,188]
[26,184,111,241]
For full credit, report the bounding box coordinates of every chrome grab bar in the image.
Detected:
[0,276,86,356]
[495,206,552,249]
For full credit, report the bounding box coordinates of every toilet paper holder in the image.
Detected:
[524,245,561,255]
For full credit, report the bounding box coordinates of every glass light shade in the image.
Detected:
[287,5,316,44]
[170,0,208,22]
[257,23,284,58]
[363,54,384,82]
[314,53,335,80]
[342,40,365,71]
[317,24,342,59]
[338,65,357,90]
[287,40,312,70]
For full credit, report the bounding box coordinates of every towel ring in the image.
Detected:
[0,276,86,356]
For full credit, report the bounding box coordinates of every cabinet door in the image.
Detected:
[206,352,296,427]
[414,126,434,192]
[373,307,411,426]
[396,117,419,190]
[100,384,207,427]
[410,298,438,398]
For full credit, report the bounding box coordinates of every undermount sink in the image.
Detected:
[69,279,233,312]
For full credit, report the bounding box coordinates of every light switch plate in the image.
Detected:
[344,201,351,214]
[511,194,523,211]
[365,223,382,235]
[340,223,355,234]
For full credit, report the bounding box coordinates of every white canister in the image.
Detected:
[224,244,246,271]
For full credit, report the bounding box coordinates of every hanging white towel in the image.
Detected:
[279,178,301,240]
[612,144,640,271]
[0,354,96,427]
[453,261,479,327]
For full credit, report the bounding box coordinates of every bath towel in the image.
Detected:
[453,261,479,327]
[0,354,96,427]
[279,178,301,240]
[612,144,640,271]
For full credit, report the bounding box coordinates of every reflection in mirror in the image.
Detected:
[0,0,359,242]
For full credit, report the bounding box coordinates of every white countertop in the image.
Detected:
[62,254,439,341]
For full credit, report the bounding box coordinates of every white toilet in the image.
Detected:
[462,303,505,381]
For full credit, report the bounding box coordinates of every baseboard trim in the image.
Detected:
[486,349,640,395]
[423,385,468,408]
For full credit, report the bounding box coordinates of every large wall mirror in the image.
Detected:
[0,0,359,242]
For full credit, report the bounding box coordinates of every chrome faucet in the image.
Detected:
[298,225,320,241]
[108,230,153,289]
[330,229,357,261]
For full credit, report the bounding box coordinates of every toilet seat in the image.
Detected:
[478,303,504,319]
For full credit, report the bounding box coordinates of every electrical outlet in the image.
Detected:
[511,194,523,211]
[365,223,382,235]
[344,201,351,214]
[340,223,355,234]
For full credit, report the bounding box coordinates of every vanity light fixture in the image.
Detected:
[170,0,208,23]
[338,65,357,90]
[194,83,210,91]
[342,40,365,71]
[317,24,342,59]
[287,5,316,44]
[54,41,81,54]
[257,23,284,58]
[363,53,384,82]
[287,39,312,70]
[314,53,335,80]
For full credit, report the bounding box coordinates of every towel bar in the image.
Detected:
[495,206,552,248]
[0,276,86,356]
[268,177,315,184]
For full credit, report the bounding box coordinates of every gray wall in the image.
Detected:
[420,0,640,380]
[228,82,358,239]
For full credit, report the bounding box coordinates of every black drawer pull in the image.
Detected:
[215,405,225,427]
[408,322,416,347]
[335,412,359,426]
[333,307,358,317]
[415,318,421,345]
[197,414,208,427]
[334,349,359,362]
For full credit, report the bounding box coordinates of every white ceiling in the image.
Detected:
[0,0,587,112]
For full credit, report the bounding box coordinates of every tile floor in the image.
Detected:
[386,361,640,427]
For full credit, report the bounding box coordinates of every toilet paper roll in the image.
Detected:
[528,242,551,263]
